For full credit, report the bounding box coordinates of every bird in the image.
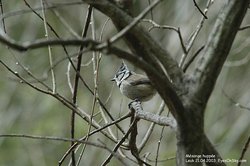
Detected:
[111,63,156,101]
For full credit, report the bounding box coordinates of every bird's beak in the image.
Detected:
[110,78,115,81]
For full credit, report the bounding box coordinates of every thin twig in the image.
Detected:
[146,156,175,163]
[3,5,124,137]
[0,32,164,125]
[155,127,165,166]
[70,5,92,166]
[76,8,96,166]
[183,45,205,72]
[23,0,86,97]
[44,0,80,38]
[67,62,74,93]
[96,0,162,49]
[0,31,161,129]
[1,61,87,128]
[58,113,131,165]
[193,0,208,19]
[41,0,56,93]
[138,101,165,152]
[238,25,250,31]
[177,27,187,54]
[222,89,250,111]
[0,59,118,148]
[0,134,128,166]
[143,19,178,31]
[96,18,121,140]
[119,151,139,165]
[237,135,250,166]
[128,101,152,166]
[0,60,66,107]
[0,60,81,123]
[179,0,213,68]
[142,19,187,54]
[143,153,151,164]
[129,107,142,166]
[23,0,82,95]
[101,117,138,166]
[148,0,154,20]
[23,0,67,41]
[1,1,85,20]
[22,0,126,153]
[12,53,51,90]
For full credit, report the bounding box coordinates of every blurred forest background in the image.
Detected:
[0,0,249,165]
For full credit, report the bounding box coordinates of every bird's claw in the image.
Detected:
[128,99,142,112]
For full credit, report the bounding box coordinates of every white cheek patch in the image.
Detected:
[117,72,125,81]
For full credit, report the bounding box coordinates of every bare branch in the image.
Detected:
[83,0,184,85]
[179,0,214,68]
[239,24,250,31]
[146,156,175,163]
[0,60,119,144]
[0,29,140,128]
[0,34,98,51]
[193,0,208,19]
[237,135,250,166]
[0,134,128,166]
[101,117,137,166]
[190,0,250,109]
[0,1,186,125]
[147,0,154,20]
[138,101,165,152]
[128,101,151,166]
[142,19,178,31]
[97,0,162,48]
[174,2,250,164]
[41,0,56,93]
[136,111,177,129]
[222,90,250,111]
[155,126,165,166]
[142,19,187,54]
[70,5,92,166]
[183,45,205,72]
[0,1,85,21]
[59,113,131,165]
[83,1,188,133]
[43,1,80,38]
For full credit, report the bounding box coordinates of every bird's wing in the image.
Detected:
[129,75,152,86]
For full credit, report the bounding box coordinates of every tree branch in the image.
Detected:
[0,1,186,126]
[82,0,188,135]
[0,134,128,166]
[182,1,250,165]
[190,0,250,110]
[83,0,184,85]
[128,101,151,166]
[0,34,99,51]
[237,135,250,166]
[179,0,214,68]
[192,0,208,19]
[70,5,92,165]
[101,116,137,166]
[135,110,177,128]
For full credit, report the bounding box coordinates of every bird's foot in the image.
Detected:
[128,99,143,112]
